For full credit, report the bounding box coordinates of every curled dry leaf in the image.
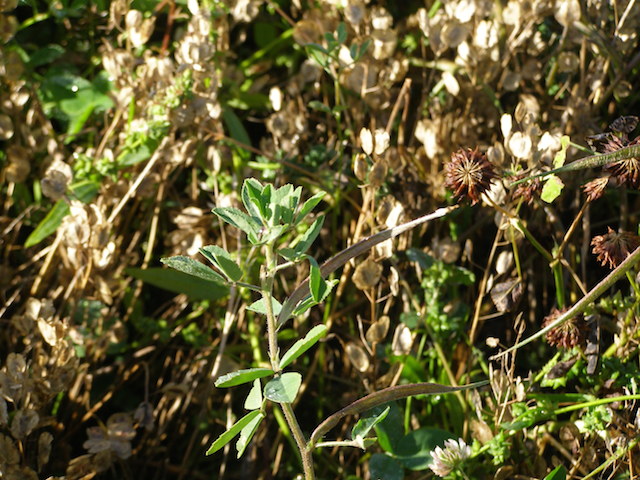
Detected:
[0,433,19,464]
[38,431,53,471]
[489,278,523,313]
[10,408,39,439]
[0,397,7,426]
[368,160,387,188]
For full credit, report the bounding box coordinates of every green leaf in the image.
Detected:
[68,180,100,203]
[39,70,113,141]
[24,199,70,248]
[544,465,567,480]
[349,43,359,61]
[369,454,404,480]
[553,135,571,168]
[308,101,332,114]
[291,295,316,317]
[126,267,229,301]
[336,22,347,44]
[200,245,243,282]
[264,372,302,403]
[27,44,65,68]
[309,261,322,302]
[241,178,266,220]
[247,297,283,316]
[294,216,324,257]
[373,402,404,453]
[236,412,264,458]
[117,137,159,167]
[160,256,226,284]
[358,39,371,59]
[395,428,455,471]
[352,406,390,440]
[296,191,325,223]
[541,175,564,203]
[244,379,263,410]
[215,368,274,388]
[206,410,262,455]
[212,207,261,244]
[222,107,251,153]
[279,324,328,369]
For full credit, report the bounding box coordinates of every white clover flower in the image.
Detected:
[429,438,471,477]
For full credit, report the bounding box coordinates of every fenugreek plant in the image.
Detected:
[161,178,486,479]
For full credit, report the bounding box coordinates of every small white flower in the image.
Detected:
[429,438,471,477]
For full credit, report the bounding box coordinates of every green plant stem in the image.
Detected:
[626,270,640,298]
[281,402,316,480]
[263,245,314,479]
[582,436,639,480]
[552,260,565,309]
[263,247,281,371]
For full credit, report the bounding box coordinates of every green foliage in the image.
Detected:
[486,432,511,466]
[279,324,328,369]
[544,465,567,480]
[264,372,302,403]
[406,248,475,338]
[38,69,113,141]
[24,199,69,248]
[126,267,229,301]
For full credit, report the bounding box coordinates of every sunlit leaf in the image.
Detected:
[236,412,264,458]
[160,256,226,284]
[126,268,228,301]
[215,368,274,388]
[244,379,263,410]
[24,199,69,248]
[264,372,302,403]
[247,297,282,316]
[279,324,328,369]
[200,245,243,282]
[205,410,262,455]
[541,175,564,203]
[352,406,389,439]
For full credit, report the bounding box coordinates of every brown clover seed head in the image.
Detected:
[444,147,497,204]
[591,227,640,269]
[512,175,542,204]
[604,139,640,189]
[582,176,610,202]
[543,307,586,349]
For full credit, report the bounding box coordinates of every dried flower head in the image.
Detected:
[604,140,640,188]
[582,176,610,202]
[586,116,640,189]
[512,175,542,204]
[591,227,640,269]
[444,147,497,204]
[543,307,586,349]
[429,438,471,477]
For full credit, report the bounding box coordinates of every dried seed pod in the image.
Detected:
[346,343,370,372]
[352,258,383,290]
